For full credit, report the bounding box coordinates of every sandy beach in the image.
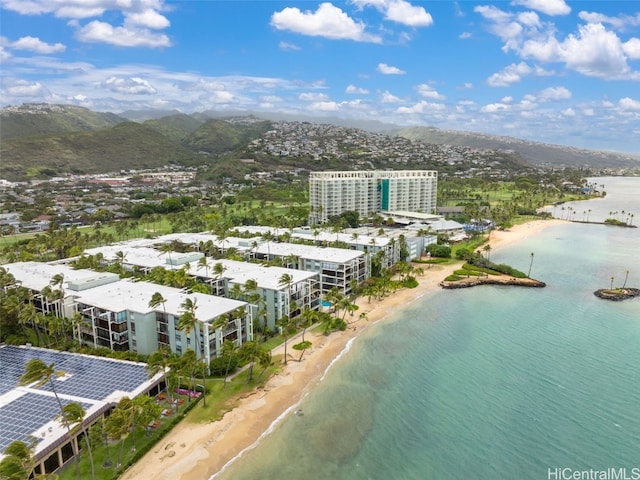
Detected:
[120,218,562,480]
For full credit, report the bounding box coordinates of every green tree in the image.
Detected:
[60,403,95,480]
[19,359,81,480]
[177,297,207,407]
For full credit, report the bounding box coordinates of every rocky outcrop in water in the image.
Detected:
[593,288,640,301]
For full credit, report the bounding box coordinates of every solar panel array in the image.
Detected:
[0,345,149,400]
[0,345,152,454]
[0,393,91,452]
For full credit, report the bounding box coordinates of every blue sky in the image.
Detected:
[1,1,639,153]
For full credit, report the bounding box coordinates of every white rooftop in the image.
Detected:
[74,279,247,320]
[4,262,119,293]
[255,241,364,263]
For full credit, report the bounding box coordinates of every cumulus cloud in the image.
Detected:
[77,21,171,47]
[578,11,640,31]
[381,90,401,103]
[346,84,369,94]
[510,0,571,16]
[5,79,47,97]
[126,9,171,29]
[415,83,445,100]
[396,100,445,114]
[537,86,571,101]
[0,46,11,61]
[351,0,433,27]
[377,63,405,74]
[619,97,640,111]
[487,62,532,86]
[2,0,172,48]
[309,101,340,111]
[623,38,640,59]
[10,36,66,54]
[271,3,382,43]
[477,5,639,80]
[481,102,511,113]
[102,76,157,95]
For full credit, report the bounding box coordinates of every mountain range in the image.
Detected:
[0,103,638,181]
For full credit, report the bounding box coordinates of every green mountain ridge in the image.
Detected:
[0,103,125,141]
[0,122,199,180]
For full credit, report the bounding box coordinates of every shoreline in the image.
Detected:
[120,218,563,480]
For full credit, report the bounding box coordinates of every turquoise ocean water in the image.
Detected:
[215,177,640,480]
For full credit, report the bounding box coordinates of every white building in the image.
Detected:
[309,170,438,224]
[74,280,251,363]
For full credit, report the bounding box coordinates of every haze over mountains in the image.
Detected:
[1,103,638,181]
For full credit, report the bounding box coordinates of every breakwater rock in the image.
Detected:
[440,276,546,289]
[593,288,640,301]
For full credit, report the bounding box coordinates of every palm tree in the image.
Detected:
[20,359,81,480]
[104,398,134,469]
[622,270,630,289]
[483,244,492,262]
[278,273,294,318]
[276,314,295,366]
[0,439,37,480]
[527,252,535,278]
[60,403,95,480]
[177,297,207,406]
[147,347,175,402]
[148,292,167,314]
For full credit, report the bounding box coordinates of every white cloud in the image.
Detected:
[396,100,445,114]
[381,90,401,103]
[77,21,171,48]
[351,0,433,27]
[459,32,472,39]
[578,11,640,31]
[2,1,173,48]
[5,79,47,97]
[510,0,571,16]
[623,38,640,59]
[126,9,170,30]
[384,0,433,27]
[10,36,66,54]
[517,11,540,28]
[299,92,330,101]
[270,3,382,43]
[102,76,157,95]
[415,83,445,100]
[619,97,640,112]
[561,108,575,116]
[481,102,511,113]
[261,95,283,103]
[346,84,369,94]
[478,5,639,80]
[501,96,514,103]
[537,86,571,101]
[309,101,339,111]
[279,41,301,51]
[377,63,405,74]
[0,47,11,61]
[487,62,532,86]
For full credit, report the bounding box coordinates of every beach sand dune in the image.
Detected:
[120,219,561,480]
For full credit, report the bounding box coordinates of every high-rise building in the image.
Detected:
[309,170,438,224]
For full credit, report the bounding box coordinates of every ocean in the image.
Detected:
[214,177,640,480]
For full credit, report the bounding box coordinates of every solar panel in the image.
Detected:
[0,345,152,454]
